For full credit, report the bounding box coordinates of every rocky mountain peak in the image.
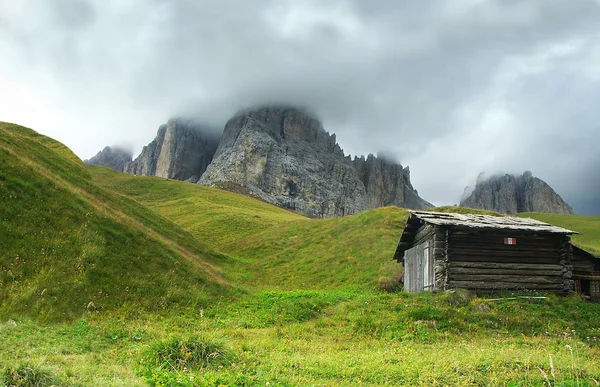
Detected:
[199,105,432,217]
[88,105,433,217]
[218,106,344,157]
[84,146,132,171]
[460,171,573,214]
[123,118,220,182]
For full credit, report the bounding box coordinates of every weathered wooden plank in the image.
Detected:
[413,225,434,246]
[449,244,561,251]
[404,245,418,292]
[449,230,565,238]
[450,274,563,284]
[448,249,559,258]
[449,231,563,239]
[449,239,561,249]
[433,247,445,255]
[572,262,595,270]
[450,262,563,270]
[447,280,565,291]
[449,255,560,264]
[449,267,562,276]
[572,274,600,280]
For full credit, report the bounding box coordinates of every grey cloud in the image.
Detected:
[1,0,599,214]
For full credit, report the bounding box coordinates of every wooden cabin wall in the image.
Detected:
[445,229,573,293]
[572,250,600,302]
[433,226,449,291]
[412,224,435,246]
[572,253,600,280]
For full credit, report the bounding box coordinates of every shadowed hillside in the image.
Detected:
[0,123,234,321]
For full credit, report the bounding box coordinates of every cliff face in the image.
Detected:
[353,155,432,211]
[89,106,433,217]
[123,119,220,183]
[198,106,432,217]
[84,146,132,171]
[460,171,573,214]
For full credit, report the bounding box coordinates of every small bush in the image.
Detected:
[145,336,233,372]
[2,364,63,387]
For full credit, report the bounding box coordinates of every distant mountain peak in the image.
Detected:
[460,171,573,214]
[84,146,132,172]
[199,105,432,217]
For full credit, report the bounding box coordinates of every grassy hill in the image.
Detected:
[89,166,306,251]
[91,167,409,290]
[0,122,234,321]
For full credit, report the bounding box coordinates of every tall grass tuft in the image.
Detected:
[2,364,63,387]
[144,336,233,372]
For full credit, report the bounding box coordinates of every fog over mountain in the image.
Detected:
[1,0,599,214]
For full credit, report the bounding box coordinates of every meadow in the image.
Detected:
[1,122,599,386]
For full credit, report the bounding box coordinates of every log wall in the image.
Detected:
[444,228,572,293]
[572,250,600,302]
[433,227,449,291]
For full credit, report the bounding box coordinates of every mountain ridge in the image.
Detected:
[87,105,433,217]
[460,171,573,214]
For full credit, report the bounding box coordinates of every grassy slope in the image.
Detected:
[0,123,234,321]
[231,207,408,289]
[91,167,409,290]
[89,166,306,251]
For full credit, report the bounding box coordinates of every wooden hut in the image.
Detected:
[394,211,577,294]
[572,246,600,302]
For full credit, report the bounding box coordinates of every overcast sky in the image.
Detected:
[1,0,599,214]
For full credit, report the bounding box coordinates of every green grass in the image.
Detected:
[2,363,64,387]
[89,166,305,251]
[0,122,235,321]
[90,167,410,290]
[2,291,599,386]
[3,123,600,386]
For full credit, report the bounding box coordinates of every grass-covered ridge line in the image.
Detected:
[0,122,235,321]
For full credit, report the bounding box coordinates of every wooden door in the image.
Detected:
[404,240,434,292]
